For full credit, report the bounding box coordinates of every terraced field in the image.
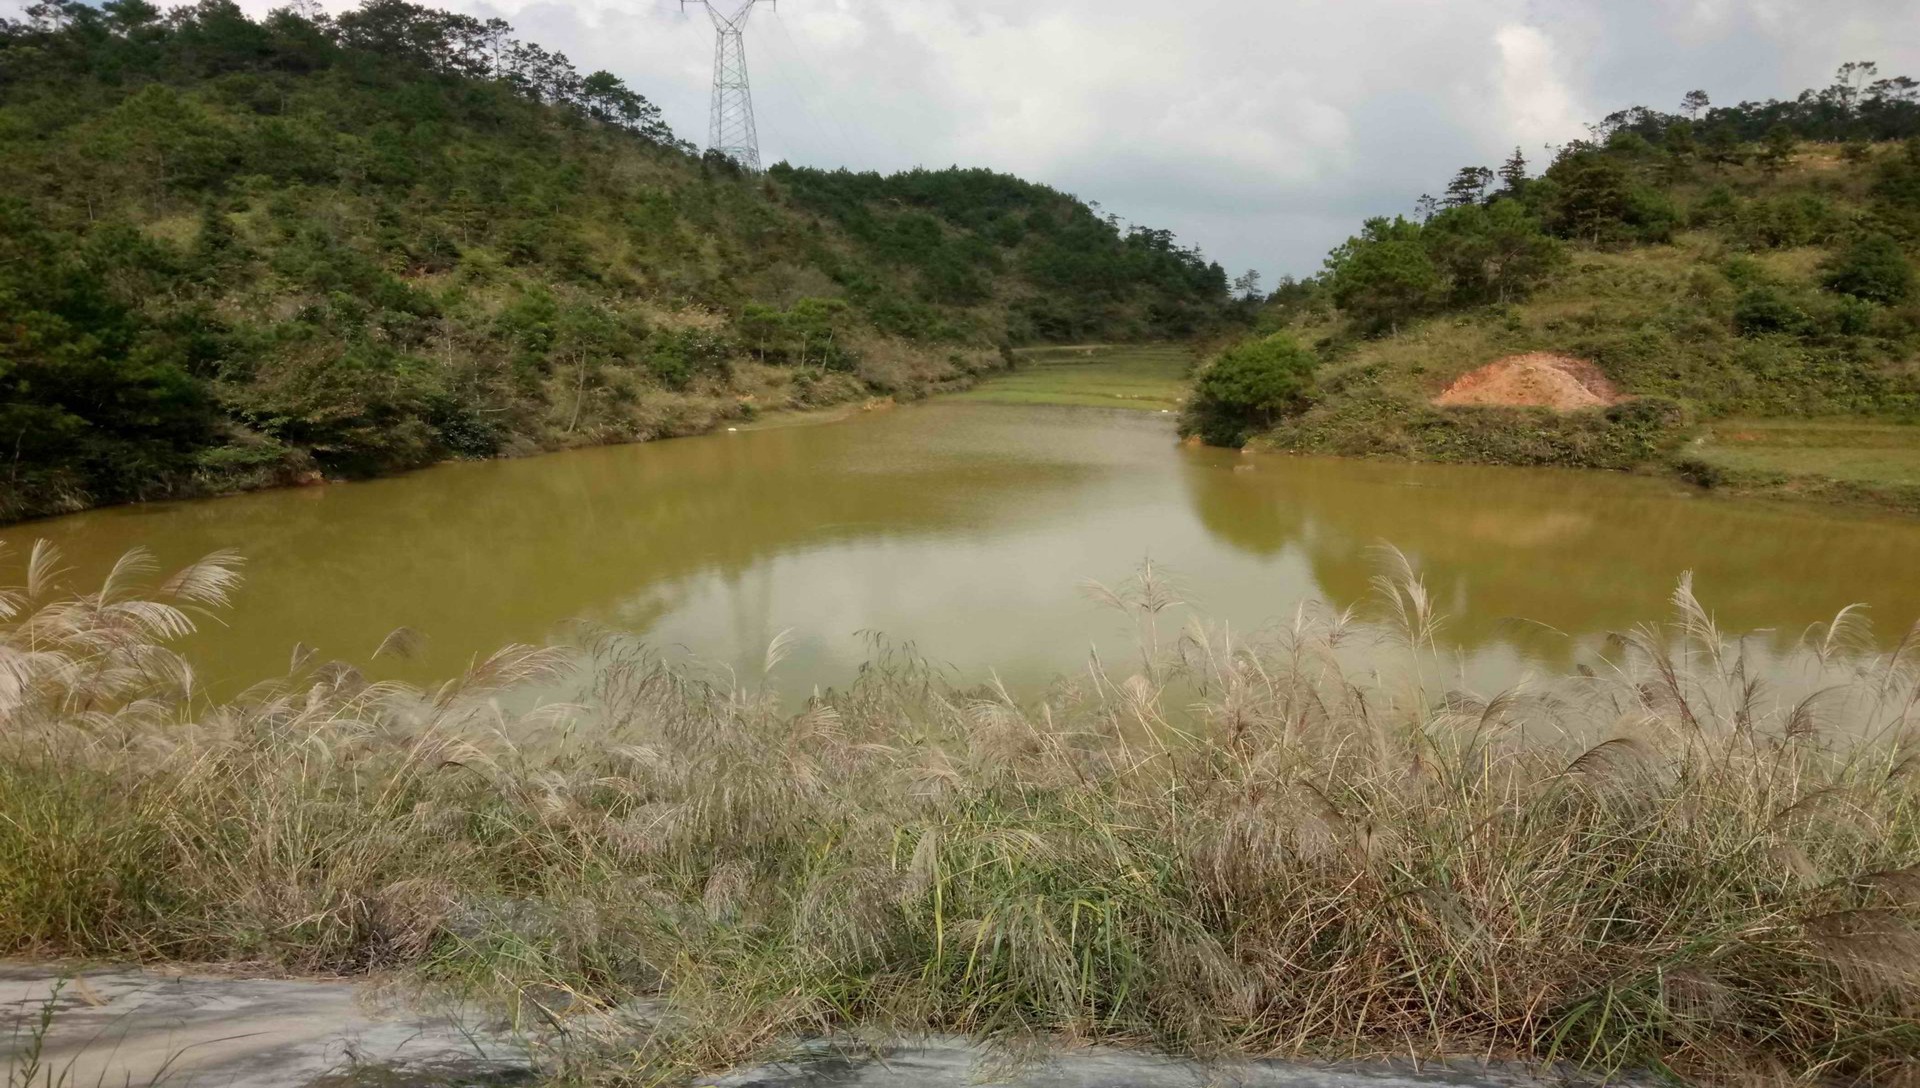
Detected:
[952,345,1193,411]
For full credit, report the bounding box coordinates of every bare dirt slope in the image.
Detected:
[1433,354,1620,411]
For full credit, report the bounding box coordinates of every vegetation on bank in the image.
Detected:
[951,344,1194,411]
[1687,418,1920,486]
[3,544,1918,1084]
[1186,68,1920,513]
[0,0,1238,525]
[1185,334,1318,446]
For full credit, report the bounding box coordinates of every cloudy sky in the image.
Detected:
[30,0,1920,278]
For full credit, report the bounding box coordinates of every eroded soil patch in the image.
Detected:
[1434,354,1620,411]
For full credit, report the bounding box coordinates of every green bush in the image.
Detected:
[1421,202,1565,307]
[1184,334,1318,447]
[1270,392,1689,472]
[1625,187,1680,243]
[738,298,854,371]
[1734,285,1814,336]
[1735,194,1841,249]
[647,328,736,388]
[1821,294,1879,336]
[1821,234,1914,305]
[1690,185,1739,228]
[0,204,220,516]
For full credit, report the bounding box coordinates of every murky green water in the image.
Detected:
[11,398,1920,696]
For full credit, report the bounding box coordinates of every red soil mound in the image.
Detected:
[1433,353,1620,411]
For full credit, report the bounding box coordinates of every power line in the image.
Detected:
[681,1,774,171]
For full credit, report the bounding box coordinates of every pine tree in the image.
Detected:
[1443,166,1495,208]
[1498,147,1529,193]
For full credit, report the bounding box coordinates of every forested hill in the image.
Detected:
[1186,66,1920,511]
[0,0,1235,523]
[768,165,1232,340]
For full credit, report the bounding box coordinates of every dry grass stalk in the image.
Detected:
[1,545,1918,1084]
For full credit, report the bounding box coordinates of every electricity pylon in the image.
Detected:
[682,1,775,171]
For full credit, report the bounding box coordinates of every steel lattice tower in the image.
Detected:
[683,1,774,171]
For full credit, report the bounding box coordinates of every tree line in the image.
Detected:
[4,0,681,145]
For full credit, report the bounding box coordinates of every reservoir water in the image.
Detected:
[11,391,1920,697]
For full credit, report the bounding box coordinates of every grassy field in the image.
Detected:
[1691,420,1920,485]
[951,345,1194,411]
[4,547,1920,1085]
[1685,419,1920,510]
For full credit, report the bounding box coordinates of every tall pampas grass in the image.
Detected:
[2,543,1918,1085]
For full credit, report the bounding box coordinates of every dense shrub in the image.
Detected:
[1735,194,1843,249]
[1323,218,1442,336]
[1422,202,1566,306]
[1184,334,1318,446]
[1735,285,1815,336]
[1268,391,1689,472]
[1821,233,1915,304]
[1540,151,1675,245]
[1321,200,1562,336]
[0,203,220,519]
[771,163,1232,340]
[737,299,854,370]
[1689,185,1739,228]
[1874,139,1920,208]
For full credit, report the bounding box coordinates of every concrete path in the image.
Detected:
[707,1041,1574,1088]
[0,964,527,1088]
[4,964,1580,1088]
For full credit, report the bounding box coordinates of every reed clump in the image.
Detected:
[2,542,1918,1085]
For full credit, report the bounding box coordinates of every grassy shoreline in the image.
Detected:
[2,547,1917,1084]
[16,338,1920,534]
[0,349,1006,530]
[950,344,1195,412]
[1249,410,1920,519]
[996,346,1920,521]
[1,341,1188,532]
[1677,419,1920,515]
[1250,406,1920,520]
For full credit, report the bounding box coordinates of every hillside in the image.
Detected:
[0,0,1235,523]
[769,165,1233,342]
[1193,69,1920,513]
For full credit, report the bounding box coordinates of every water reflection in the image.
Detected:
[1181,449,1920,661]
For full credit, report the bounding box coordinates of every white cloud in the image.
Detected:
[9,0,1919,277]
[1494,24,1588,149]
